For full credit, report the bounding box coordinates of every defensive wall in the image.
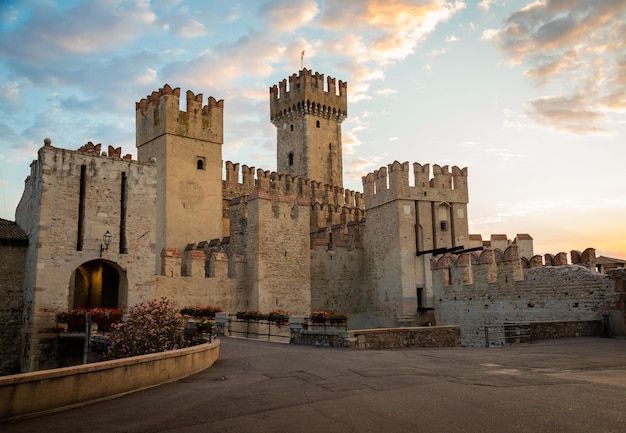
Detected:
[0,221,28,375]
[362,161,468,208]
[222,161,365,241]
[0,340,220,421]
[14,142,157,371]
[432,245,620,346]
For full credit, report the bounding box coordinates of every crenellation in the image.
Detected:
[363,161,469,209]
[433,246,598,287]
[136,83,224,147]
[388,161,410,194]
[431,164,452,189]
[270,68,347,126]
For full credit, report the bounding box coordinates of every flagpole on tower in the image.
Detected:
[301,50,305,69]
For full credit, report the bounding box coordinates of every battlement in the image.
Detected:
[136,84,224,146]
[76,142,133,160]
[160,244,244,279]
[430,246,597,287]
[223,160,364,210]
[362,161,468,208]
[269,68,347,125]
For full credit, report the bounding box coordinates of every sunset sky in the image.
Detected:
[0,0,625,259]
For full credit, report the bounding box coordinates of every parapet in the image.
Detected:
[222,160,364,210]
[136,84,224,146]
[77,142,133,160]
[431,246,597,287]
[270,69,347,125]
[362,161,468,207]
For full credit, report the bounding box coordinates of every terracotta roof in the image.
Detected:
[0,218,28,245]
[596,255,626,265]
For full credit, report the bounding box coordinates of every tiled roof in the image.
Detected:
[0,218,29,244]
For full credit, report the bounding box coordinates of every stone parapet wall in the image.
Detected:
[0,244,27,375]
[528,320,602,340]
[434,249,616,347]
[0,340,220,421]
[290,326,461,349]
[349,326,461,349]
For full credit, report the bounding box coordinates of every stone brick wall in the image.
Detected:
[349,326,461,349]
[310,243,368,327]
[290,326,461,349]
[433,248,616,347]
[0,244,26,374]
[15,143,157,371]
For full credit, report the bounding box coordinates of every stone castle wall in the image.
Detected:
[14,142,157,371]
[0,242,27,374]
[432,246,617,346]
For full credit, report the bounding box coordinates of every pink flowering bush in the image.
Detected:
[103,297,187,360]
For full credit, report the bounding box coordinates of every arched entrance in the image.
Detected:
[72,260,121,309]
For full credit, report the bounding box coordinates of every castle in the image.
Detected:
[1,69,624,373]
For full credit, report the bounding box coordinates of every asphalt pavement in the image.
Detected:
[2,336,625,433]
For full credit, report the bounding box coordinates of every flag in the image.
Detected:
[301,50,305,59]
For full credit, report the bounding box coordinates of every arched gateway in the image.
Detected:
[71,260,127,310]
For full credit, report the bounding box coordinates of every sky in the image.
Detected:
[0,0,625,259]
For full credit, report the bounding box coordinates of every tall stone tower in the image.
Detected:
[270,69,347,187]
[362,162,470,326]
[136,85,224,269]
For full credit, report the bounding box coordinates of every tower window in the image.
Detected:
[440,221,448,231]
[316,120,320,128]
[288,153,294,166]
[329,143,332,150]
[290,124,294,131]
[197,157,206,170]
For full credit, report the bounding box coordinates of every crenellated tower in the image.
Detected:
[361,161,470,327]
[136,84,224,271]
[270,69,347,187]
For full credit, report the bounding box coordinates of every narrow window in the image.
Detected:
[316,120,320,128]
[290,124,294,131]
[197,157,205,170]
[417,287,424,312]
[288,153,294,166]
[77,165,86,251]
[329,143,332,150]
[120,172,128,254]
[440,221,448,231]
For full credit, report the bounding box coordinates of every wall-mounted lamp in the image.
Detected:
[100,230,112,257]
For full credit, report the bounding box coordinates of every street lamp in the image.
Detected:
[100,230,112,257]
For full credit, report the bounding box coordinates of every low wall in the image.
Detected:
[0,340,220,421]
[290,330,351,347]
[290,326,462,349]
[349,326,462,350]
[528,320,602,340]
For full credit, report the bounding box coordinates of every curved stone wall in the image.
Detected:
[0,340,220,421]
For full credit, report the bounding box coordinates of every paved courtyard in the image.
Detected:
[2,336,626,432]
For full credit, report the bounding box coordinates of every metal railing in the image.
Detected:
[229,318,291,342]
[484,323,532,347]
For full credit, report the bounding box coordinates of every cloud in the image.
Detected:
[477,0,497,12]
[0,1,156,62]
[373,88,398,96]
[524,94,609,135]
[260,0,320,33]
[488,0,626,134]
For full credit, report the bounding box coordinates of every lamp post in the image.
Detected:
[100,230,112,257]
